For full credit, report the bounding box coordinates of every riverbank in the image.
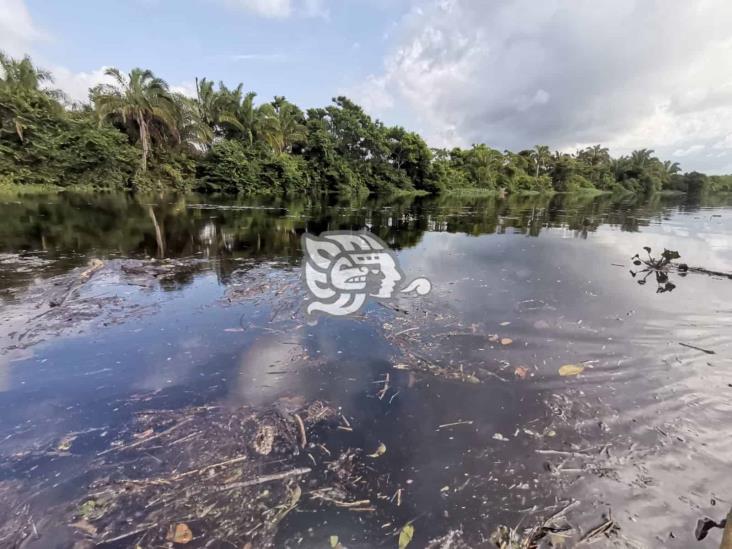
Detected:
[6,53,732,199]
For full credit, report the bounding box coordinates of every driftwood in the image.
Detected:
[686,265,732,280]
[48,258,104,308]
[214,467,312,493]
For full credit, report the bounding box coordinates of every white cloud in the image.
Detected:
[221,0,328,18]
[354,0,732,173]
[350,74,394,112]
[170,80,198,98]
[0,0,45,57]
[673,144,705,158]
[0,0,107,104]
[49,66,114,103]
[54,71,201,104]
[713,135,732,150]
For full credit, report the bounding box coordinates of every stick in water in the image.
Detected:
[215,467,311,493]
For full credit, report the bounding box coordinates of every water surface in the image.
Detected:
[1,191,731,547]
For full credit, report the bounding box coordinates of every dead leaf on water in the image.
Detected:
[558,364,585,377]
[70,519,97,536]
[500,338,513,345]
[133,428,154,440]
[514,366,529,379]
[398,523,415,549]
[166,523,193,544]
[57,434,77,452]
[368,442,387,458]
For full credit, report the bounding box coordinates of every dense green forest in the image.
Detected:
[2,53,731,196]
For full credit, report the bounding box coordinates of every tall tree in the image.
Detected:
[531,145,551,180]
[0,53,56,94]
[662,160,681,176]
[258,97,306,154]
[1,53,65,141]
[92,68,179,171]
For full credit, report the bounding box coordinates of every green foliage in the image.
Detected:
[1,52,729,196]
[196,140,260,193]
[707,174,732,193]
[0,86,138,187]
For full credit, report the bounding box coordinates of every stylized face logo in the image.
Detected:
[302,231,430,317]
[330,252,403,298]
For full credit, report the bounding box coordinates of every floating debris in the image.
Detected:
[558,364,585,377]
[367,442,387,458]
[398,523,415,549]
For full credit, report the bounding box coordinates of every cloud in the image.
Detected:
[673,144,705,158]
[0,0,105,104]
[170,81,198,98]
[221,0,328,18]
[49,66,114,103]
[354,0,732,172]
[0,0,46,57]
[53,70,200,104]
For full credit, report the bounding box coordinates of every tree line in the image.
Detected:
[2,53,730,195]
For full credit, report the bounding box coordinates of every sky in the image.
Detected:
[3,0,732,173]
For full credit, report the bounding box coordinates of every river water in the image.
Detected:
[0,191,731,548]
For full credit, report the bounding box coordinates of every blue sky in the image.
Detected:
[21,0,408,110]
[4,0,732,173]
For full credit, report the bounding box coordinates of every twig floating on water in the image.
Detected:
[100,523,157,544]
[686,266,732,280]
[293,413,307,448]
[377,374,390,400]
[536,449,592,458]
[97,417,195,456]
[214,467,312,493]
[679,342,716,355]
[171,455,248,481]
[437,420,474,430]
[578,516,617,543]
[545,499,580,523]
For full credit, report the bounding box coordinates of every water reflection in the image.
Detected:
[1,191,729,280]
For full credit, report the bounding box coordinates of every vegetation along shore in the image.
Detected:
[2,52,732,196]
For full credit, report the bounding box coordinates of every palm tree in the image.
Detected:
[194,78,260,146]
[195,78,244,140]
[588,144,610,165]
[258,97,306,154]
[0,53,65,141]
[236,90,258,146]
[531,145,551,180]
[663,160,681,176]
[92,68,179,171]
[0,53,53,92]
[172,93,212,152]
[630,148,654,169]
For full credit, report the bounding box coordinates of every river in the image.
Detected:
[0,191,731,548]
